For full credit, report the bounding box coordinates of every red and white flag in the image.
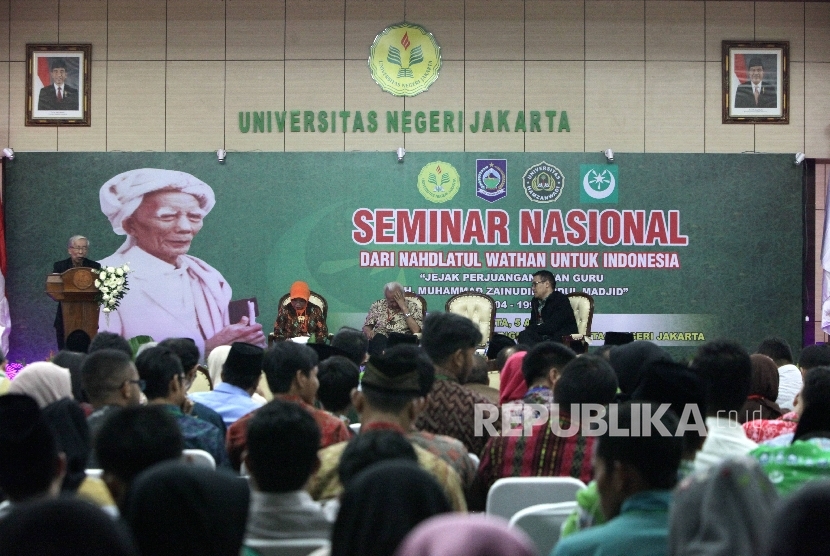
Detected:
[821,172,830,335]
[0,168,10,355]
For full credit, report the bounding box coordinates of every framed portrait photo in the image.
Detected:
[26,44,91,126]
[722,41,788,124]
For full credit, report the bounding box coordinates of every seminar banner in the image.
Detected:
[5,152,800,362]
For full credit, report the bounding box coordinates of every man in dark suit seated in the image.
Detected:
[517,270,578,346]
[53,235,101,350]
[38,58,79,111]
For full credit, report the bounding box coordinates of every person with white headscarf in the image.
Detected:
[97,168,265,358]
[8,362,73,408]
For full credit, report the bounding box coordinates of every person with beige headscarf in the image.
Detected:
[8,362,73,408]
[97,168,265,358]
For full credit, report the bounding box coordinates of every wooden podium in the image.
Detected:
[46,268,101,342]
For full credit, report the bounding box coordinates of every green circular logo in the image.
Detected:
[418,161,460,203]
[369,22,441,97]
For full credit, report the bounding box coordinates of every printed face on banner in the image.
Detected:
[122,191,206,265]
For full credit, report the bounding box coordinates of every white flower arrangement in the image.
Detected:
[93,264,131,318]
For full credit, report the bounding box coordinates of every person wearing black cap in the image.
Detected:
[0,394,66,518]
[38,58,79,111]
[307,344,468,511]
[734,56,776,108]
[189,341,265,426]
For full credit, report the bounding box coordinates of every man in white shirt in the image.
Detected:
[690,340,757,473]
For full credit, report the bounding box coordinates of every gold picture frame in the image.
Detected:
[722,41,788,124]
[26,44,91,126]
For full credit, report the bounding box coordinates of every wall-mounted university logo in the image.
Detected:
[368,23,441,97]
[476,159,506,202]
[580,164,619,203]
[418,161,460,203]
[522,162,564,203]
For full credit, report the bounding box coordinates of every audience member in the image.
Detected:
[798,343,830,378]
[244,399,332,541]
[751,366,830,494]
[690,340,757,473]
[52,350,88,405]
[670,457,778,556]
[330,460,451,556]
[317,355,361,425]
[41,398,116,511]
[521,341,577,406]
[158,337,227,434]
[124,461,249,556]
[0,394,65,518]
[330,326,369,367]
[396,514,538,556]
[0,497,138,556]
[757,336,801,411]
[498,350,528,405]
[81,349,143,466]
[495,343,527,373]
[64,329,92,354]
[764,480,830,556]
[608,340,672,400]
[338,429,418,487]
[739,354,783,423]
[206,344,231,386]
[135,346,229,468]
[190,341,264,425]
[273,280,328,343]
[552,402,682,556]
[226,341,349,470]
[473,355,618,511]
[7,361,72,408]
[87,331,133,358]
[415,312,492,456]
[95,405,184,510]
[462,354,499,405]
[308,345,467,511]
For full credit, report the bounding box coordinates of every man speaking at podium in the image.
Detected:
[53,235,101,350]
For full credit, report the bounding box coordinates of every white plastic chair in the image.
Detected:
[244,538,330,556]
[485,476,586,520]
[181,448,216,470]
[508,501,578,555]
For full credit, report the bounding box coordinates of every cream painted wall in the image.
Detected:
[0,0,827,156]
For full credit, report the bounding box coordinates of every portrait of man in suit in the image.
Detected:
[97,168,266,358]
[37,58,79,111]
[734,56,777,109]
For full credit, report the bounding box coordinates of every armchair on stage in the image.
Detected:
[46,267,100,344]
[445,292,495,347]
[565,292,594,350]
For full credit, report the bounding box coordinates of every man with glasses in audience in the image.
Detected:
[517,270,578,346]
[52,235,101,350]
[80,349,144,467]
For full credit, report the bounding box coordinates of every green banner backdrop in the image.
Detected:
[5,152,801,362]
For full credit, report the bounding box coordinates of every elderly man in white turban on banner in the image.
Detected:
[98,168,265,357]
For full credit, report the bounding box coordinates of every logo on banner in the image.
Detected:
[580,164,619,203]
[476,159,507,202]
[522,162,564,203]
[418,161,460,203]
[369,23,442,97]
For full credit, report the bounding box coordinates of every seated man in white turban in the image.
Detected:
[98,168,265,357]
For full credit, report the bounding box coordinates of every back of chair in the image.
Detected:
[566,292,594,337]
[404,291,427,315]
[508,501,578,555]
[486,476,586,520]
[445,292,496,345]
[245,538,330,556]
[277,290,329,319]
[181,448,216,470]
